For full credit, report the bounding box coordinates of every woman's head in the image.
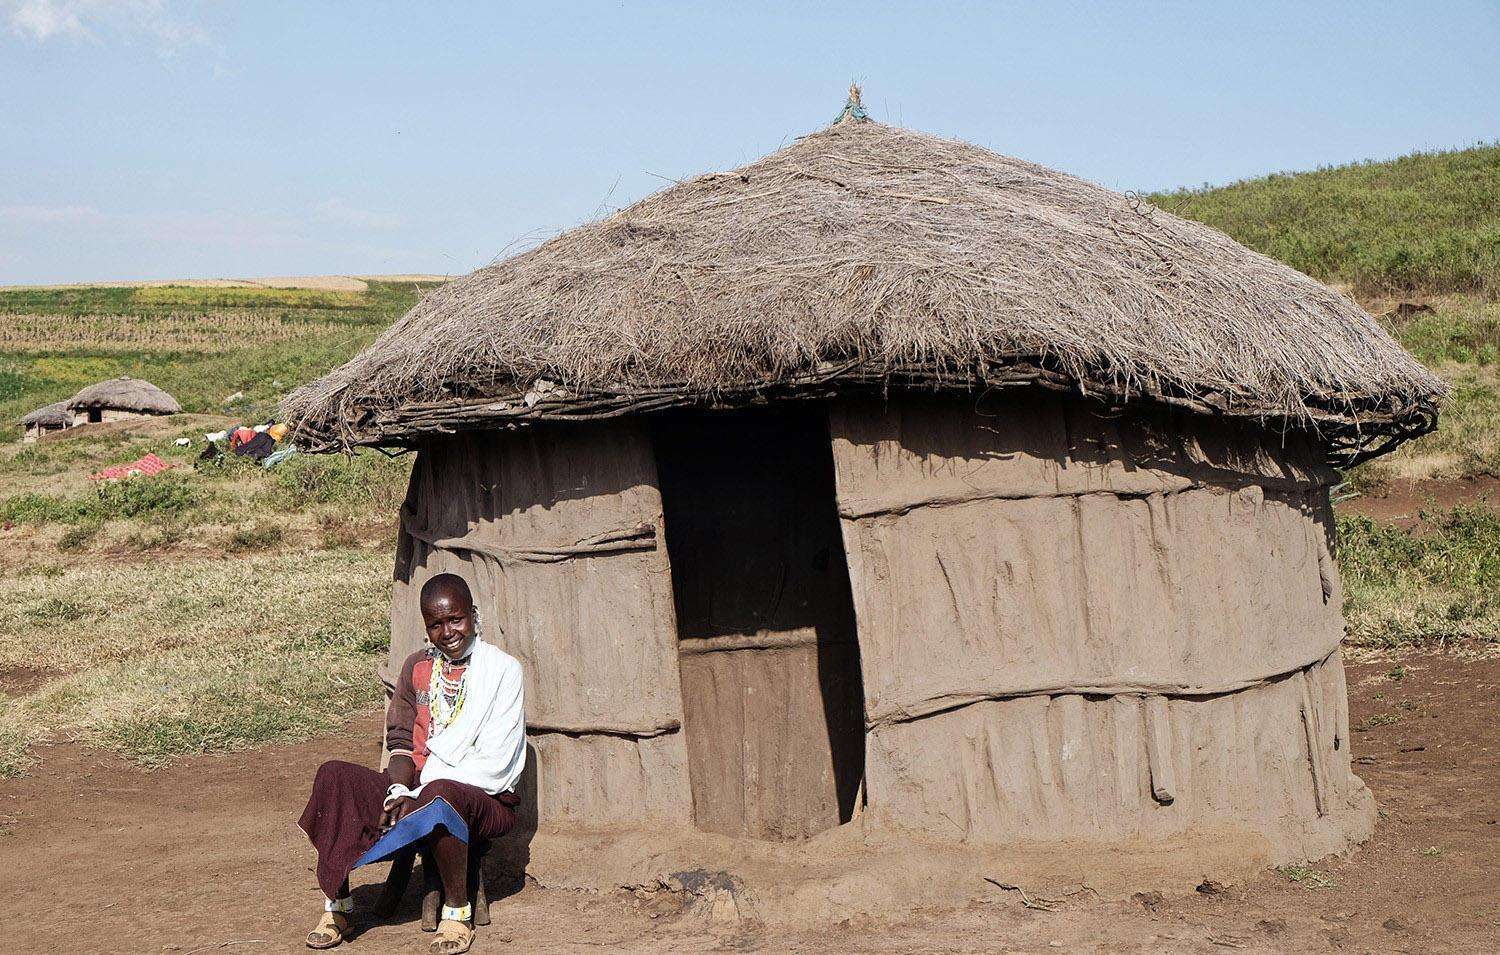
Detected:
[420,573,476,660]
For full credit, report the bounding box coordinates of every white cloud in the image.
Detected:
[3,1,208,51]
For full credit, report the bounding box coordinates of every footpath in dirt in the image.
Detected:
[2,653,1496,954]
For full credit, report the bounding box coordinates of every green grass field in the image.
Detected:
[1150,143,1500,297]
[2,146,1497,777]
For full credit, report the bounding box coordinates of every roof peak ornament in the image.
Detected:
[833,82,869,125]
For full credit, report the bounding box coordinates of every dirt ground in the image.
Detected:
[1340,475,1500,528]
[2,653,1495,954]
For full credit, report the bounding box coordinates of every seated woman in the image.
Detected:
[298,574,526,954]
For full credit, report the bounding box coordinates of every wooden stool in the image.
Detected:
[374,840,491,930]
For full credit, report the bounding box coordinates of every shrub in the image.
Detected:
[0,492,88,524]
[57,523,100,552]
[94,473,199,519]
[225,523,285,553]
[271,451,409,511]
[123,521,186,550]
[1338,506,1500,647]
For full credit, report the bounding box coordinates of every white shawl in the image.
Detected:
[416,641,527,796]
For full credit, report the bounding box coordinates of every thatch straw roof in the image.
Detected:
[285,93,1443,464]
[20,399,71,427]
[68,377,181,414]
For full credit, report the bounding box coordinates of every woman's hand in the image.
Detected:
[379,795,417,831]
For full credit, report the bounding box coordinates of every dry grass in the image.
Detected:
[0,310,343,354]
[0,549,390,773]
[0,549,389,669]
[285,118,1442,454]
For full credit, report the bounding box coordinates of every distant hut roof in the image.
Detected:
[68,377,182,414]
[284,90,1443,464]
[19,399,72,427]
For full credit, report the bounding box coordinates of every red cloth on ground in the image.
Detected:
[90,452,173,482]
[298,759,518,899]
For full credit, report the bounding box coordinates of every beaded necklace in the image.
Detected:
[427,650,468,732]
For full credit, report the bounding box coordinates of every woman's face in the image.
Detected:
[421,591,475,659]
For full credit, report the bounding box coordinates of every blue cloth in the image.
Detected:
[352,797,469,869]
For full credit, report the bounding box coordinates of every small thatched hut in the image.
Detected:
[285,93,1441,872]
[68,377,181,425]
[19,400,74,442]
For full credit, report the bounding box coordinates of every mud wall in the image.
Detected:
[71,408,150,426]
[388,391,1369,856]
[389,421,692,827]
[828,393,1366,849]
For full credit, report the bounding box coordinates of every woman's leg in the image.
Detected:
[298,759,391,900]
[431,831,470,909]
[410,779,517,912]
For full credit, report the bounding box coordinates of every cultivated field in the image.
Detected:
[0,280,434,430]
[0,146,1496,952]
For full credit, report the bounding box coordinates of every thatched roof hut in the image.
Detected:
[286,95,1440,462]
[68,377,181,424]
[20,399,72,428]
[285,92,1438,887]
[19,399,73,441]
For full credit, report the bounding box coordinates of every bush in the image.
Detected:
[0,492,88,524]
[1338,506,1500,647]
[270,451,409,511]
[93,473,199,518]
[57,523,100,552]
[123,521,186,550]
[225,523,285,553]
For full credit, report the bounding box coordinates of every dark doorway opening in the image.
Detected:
[653,406,866,840]
[86,407,102,423]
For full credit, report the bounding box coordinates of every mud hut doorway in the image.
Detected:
[653,407,866,840]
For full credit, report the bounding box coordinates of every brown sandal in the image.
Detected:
[306,910,350,949]
[428,918,473,955]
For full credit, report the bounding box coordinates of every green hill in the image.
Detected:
[1151,144,1500,297]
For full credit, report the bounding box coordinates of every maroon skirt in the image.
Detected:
[298,759,518,899]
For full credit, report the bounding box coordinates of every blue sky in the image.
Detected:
[1,1,1496,284]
